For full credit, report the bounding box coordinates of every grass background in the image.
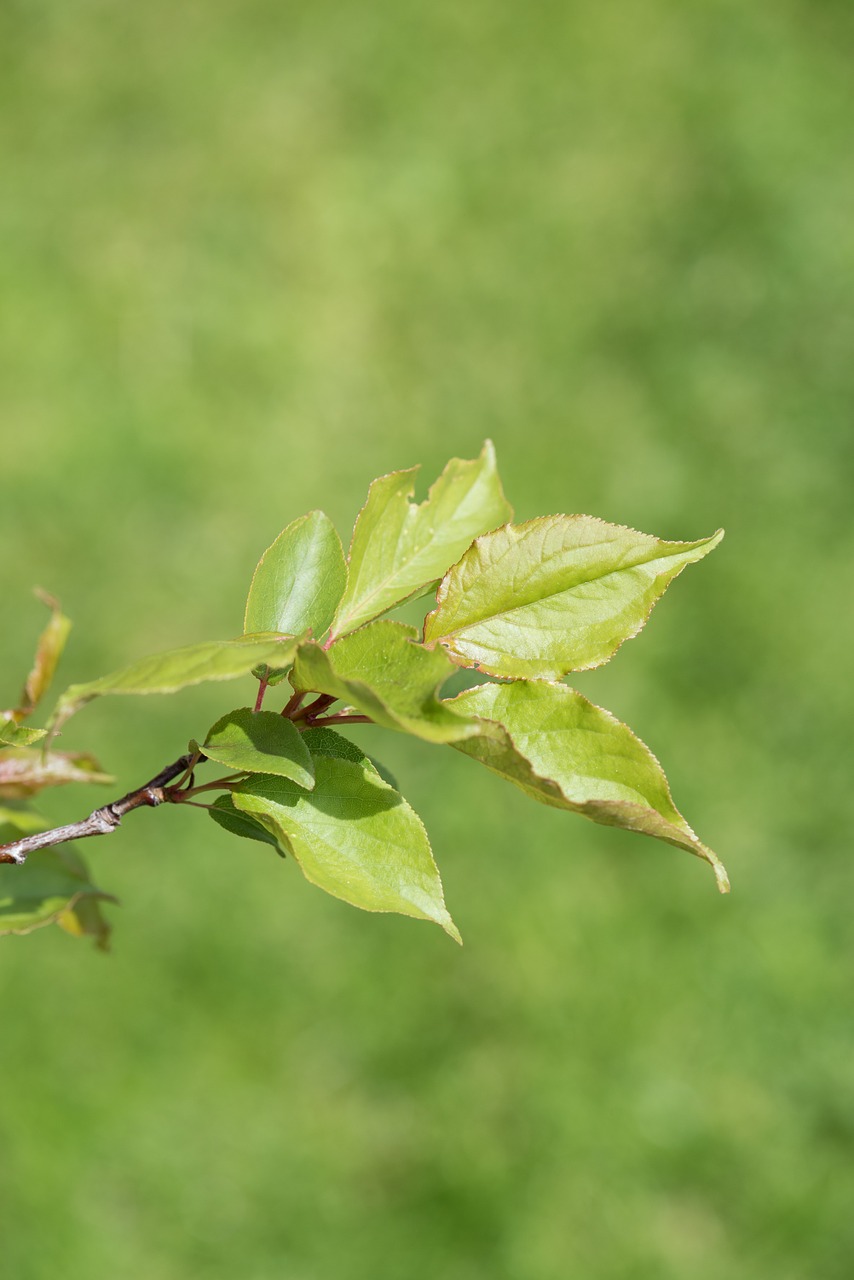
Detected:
[2,2,853,1276]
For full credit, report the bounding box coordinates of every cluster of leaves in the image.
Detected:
[1,594,114,946]
[0,443,727,949]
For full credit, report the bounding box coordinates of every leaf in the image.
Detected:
[330,440,512,638]
[0,749,113,799]
[50,634,303,733]
[0,809,115,947]
[424,517,724,679]
[244,511,347,642]
[208,794,289,855]
[203,708,314,788]
[449,680,729,891]
[292,621,489,743]
[14,591,72,721]
[301,726,368,763]
[232,756,461,940]
[0,719,47,747]
[302,725,399,788]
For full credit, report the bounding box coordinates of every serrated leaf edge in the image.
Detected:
[444,681,730,892]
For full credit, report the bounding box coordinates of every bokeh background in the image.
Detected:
[2,2,853,1277]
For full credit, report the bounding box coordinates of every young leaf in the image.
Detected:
[0,749,112,799]
[449,680,729,891]
[0,720,47,747]
[203,708,314,788]
[424,517,724,679]
[13,591,72,721]
[330,440,512,639]
[0,809,115,947]
[208,794,289,855]
[292,621,487,743]
[50,634,303,733]
[244,511,347,642]
[232,756,461,941]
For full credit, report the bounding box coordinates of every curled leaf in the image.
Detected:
[3,590,71,724]
[450,680,729,891]
[0,749,112,800]
[50,633,304,733]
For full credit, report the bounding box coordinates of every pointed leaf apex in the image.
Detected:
[705,847,731,894]
[441,914,463,945]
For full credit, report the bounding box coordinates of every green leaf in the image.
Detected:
[330,440,512,638]
[232,756,461,941]
[0,809,115,947]
[302,725,399,789]
[208,794,289,855]
[301,726,367,763]
[449,680,729,891]
[0,749,112,799]
[292,621,488,743]
[50,634,303,733]
[244,511,347,642]
[424,517,724,679]
[0,719,47,747]
[203,708,314,788]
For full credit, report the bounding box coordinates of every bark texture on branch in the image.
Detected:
[0,754,194,865]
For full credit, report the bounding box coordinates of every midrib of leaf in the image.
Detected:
[433,530,715,640]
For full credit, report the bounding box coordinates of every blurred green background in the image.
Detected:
[2,1,853,1276]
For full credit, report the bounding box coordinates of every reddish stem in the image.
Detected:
[311,713,373,727]
[254,676,269,713]
[281,690,305,719]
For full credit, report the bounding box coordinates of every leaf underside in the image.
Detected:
[0,749,112,800]
[51,634,303,732]
[449,680,729,891]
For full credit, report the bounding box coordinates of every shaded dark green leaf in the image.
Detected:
[203,708,314,788]
[208,794,289,856]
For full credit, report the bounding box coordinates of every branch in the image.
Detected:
[0,753,195,866]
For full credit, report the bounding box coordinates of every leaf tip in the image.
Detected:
[442,914,463,945]
[700,843,730,894]
[713,860,731,894]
